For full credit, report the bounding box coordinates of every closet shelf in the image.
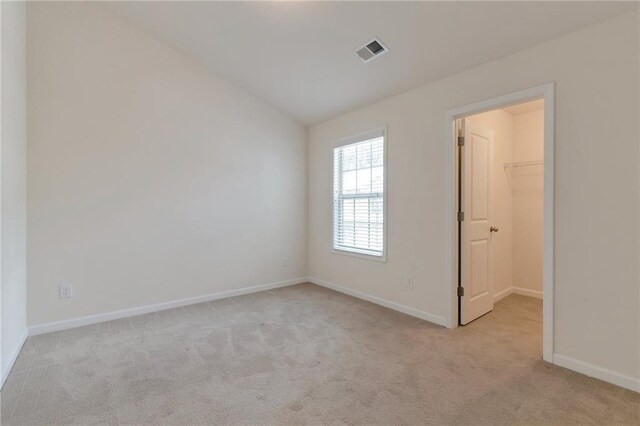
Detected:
[503,160,544,168]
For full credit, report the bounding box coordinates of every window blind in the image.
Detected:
[333,133,384,257]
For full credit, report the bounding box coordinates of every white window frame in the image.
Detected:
[331,127,387,262]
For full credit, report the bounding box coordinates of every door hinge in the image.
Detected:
[457,211,464,222]
[457,136,465,147]
[457,286,464,297]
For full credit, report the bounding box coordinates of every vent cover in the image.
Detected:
[355,37,389,63]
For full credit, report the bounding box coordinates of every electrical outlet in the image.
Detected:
[282,257,289,268]
[59,284,73,299]
[405,276,414,289]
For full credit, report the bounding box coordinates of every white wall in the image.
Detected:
[1,0,28,383]
[308,11,639,386]
[465,110,514,300]
[27,3,307,326]
[511,109,544,293]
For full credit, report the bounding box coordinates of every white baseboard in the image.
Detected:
[28,277,308,336]
[22,276,638,394]
[553,354,640,393]
[493,286,543,302]
[512,287,543,299]
[1,328,28,389]
[308,276,447,327]
[493,287,513,302]
[309,278,638,393]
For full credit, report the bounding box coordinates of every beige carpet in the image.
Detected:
[1,283,638,425]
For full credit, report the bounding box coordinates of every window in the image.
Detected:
[333,129,385,259]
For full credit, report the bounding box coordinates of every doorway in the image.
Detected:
[445,84,554,362]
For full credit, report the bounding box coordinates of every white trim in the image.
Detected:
[28,277,307,336]
[542,84,555,364]
[0,0,3,394]
[331,126,388,263]
[444,83,555,363]
[512,287,543,299]
[492,287,513,302]
[308,276,447,327]
[553,354,640,393]
[1,328,28,389]
[493,287,543,302]
[331,248,386,263]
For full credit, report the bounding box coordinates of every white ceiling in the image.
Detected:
[105,1,636,125]
[503,99,544,116]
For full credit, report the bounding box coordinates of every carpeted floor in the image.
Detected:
[1,283,638,425]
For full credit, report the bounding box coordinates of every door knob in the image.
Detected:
[490,226,499,233]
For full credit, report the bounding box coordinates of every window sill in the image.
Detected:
[331,248,387,263]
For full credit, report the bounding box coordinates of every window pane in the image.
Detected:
[333,133,385,257]
[371,197,383,223]
[342,170,357,194]
[372,166,383,193]
[354,198,369,222]
[342,145,357,171]
[356,168,371,193]
[372,138,384,166]
[341,223,355,247]
[357,142,371,169]
[342,198,355,219]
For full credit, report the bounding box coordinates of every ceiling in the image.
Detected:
[104,1,636,125]
[503,99,544,116]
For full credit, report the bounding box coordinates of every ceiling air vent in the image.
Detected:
[355,37,389,63]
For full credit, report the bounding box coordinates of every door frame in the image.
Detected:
[444,83,555,363]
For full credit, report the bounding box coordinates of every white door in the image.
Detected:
[460,119,494,325]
